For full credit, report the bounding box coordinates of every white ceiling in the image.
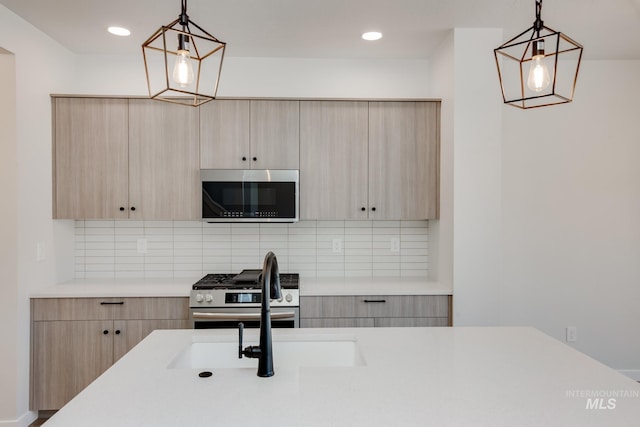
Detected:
[1,0,639,60]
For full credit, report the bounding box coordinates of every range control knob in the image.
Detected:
[205,294,213,303]
[285,293,293,303]
[277,296,284,303]
[195,293,204,303]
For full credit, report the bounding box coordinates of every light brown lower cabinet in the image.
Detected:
[300,295,451,328]
[30,297,189,410]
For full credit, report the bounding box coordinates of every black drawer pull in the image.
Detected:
[363,299,386,303]
[100,301,124,305]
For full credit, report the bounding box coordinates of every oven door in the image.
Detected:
[191,307,299,329]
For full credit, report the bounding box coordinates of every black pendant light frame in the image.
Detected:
[494,0,583,109]
[142,0,226,107]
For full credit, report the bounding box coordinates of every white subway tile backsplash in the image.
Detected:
[85,220,115,228]
[73,220,428,279]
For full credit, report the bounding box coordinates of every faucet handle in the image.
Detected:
[238,321,263,359]
[238,322,244,359]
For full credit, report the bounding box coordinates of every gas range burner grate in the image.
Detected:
[193,273,299,290]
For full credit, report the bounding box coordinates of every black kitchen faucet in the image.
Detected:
[238,251,282,377]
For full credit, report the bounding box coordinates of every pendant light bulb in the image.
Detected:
[173,34,194,87]
[527,40,551,92]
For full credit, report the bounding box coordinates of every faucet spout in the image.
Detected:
[239,251,281,377]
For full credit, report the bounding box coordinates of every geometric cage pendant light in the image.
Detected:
[494,0,583,109]
[142,0,226,107]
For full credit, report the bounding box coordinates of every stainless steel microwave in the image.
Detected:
[201,169,299,222]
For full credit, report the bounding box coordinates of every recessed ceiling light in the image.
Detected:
[362,31,382,41]
[108,26,131,37]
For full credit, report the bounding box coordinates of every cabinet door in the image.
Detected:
[200,99,250,169]
[128,99,200,220]
[250,100,299,169]
[53,98,129,219]
[300,101,368,219]
[113,319,189,362]
[368,101,440,220]
[31,320,113,410]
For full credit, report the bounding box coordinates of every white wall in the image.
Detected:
[451,29,504,325]
[427,31,454,288]
[501,60,640,376]
[0,5,75,426]
[72,54,431,99]
[0,47,18,424]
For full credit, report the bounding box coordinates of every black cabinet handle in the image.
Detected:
[130,207,136,211]
[361,207,366,211]
[242,156,247,161]
[363,299,386,303]
[115,330,121,335]
[119,207,125,211]
[100,301,124,305]
[371,207,376,212]
[103,330,109,335]
[252,157,257,161]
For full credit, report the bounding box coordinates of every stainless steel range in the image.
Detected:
[190,269,300,329]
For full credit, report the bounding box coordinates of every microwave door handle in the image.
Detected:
[191,312,296,321]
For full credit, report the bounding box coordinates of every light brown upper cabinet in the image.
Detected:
[128,99,200,220]
[53,98,129,219]
[300,100,440,220]
[300,100,369,220]
[200,99,299,169]
[53,97,200,220]
[368,102,440,220]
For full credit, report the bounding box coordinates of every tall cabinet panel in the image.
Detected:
[53,98,129,219]
[250,100,300,169]
[300,101,369,219]
[199,99,251,169]
[368,101,440,219]
[128,99,200,220]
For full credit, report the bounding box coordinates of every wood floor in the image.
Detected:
[29,411,55,426]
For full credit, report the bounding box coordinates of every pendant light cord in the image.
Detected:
[180,0,189,27]
[533,0,544,37]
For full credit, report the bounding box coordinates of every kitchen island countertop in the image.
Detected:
[42,327,640,426]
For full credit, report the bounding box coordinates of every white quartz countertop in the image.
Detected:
[43,327,640,427]
[30,277,450,298]
[29,278,197,298]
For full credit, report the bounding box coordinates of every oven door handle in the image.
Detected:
[191,312,296,321]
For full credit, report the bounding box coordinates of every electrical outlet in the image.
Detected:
[390,237,400,253]
[137,238,148,254]
[36,242,46,262]
[332,238,342,254]
[566,326,577,342]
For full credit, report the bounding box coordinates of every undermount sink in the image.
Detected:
[168,336,366,369]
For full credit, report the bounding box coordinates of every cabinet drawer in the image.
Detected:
[300,295,449,319]
[32,297,189,321]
